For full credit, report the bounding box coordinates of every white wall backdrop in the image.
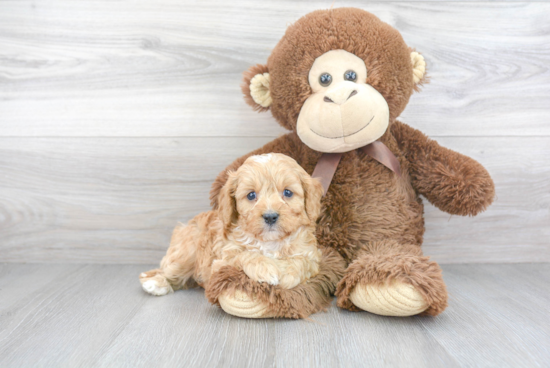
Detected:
[1,1,548,263]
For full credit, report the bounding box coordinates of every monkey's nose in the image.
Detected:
[263,212,279,225]
[324,88,357,105]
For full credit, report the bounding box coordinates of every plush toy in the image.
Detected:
[206,7,495,318]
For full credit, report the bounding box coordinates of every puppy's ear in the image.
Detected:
[242,64,271,112]
[218,171,239,234]
[302,176,324,224]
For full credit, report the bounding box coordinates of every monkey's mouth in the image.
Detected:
[310,115,374,139]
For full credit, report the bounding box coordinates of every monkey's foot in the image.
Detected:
[349,281,428,316]
[336,247,448,316]
[218,290,274,318]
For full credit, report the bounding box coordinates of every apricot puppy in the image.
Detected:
[140,153,324,296]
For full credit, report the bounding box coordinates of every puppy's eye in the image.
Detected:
[319,73,332,87]
[247,191,256,201]
[283,189,293,198]
[344,70,357,82]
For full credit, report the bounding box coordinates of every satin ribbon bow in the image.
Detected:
[311,141,401,195]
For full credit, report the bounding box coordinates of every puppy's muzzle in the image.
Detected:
[263,211,279,225]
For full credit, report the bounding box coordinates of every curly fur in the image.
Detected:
[141,154,327,302]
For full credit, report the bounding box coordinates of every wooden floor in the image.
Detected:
[0,263,548,367]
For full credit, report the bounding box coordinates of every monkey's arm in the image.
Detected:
[210,133,300,209]
[392,121,495,216]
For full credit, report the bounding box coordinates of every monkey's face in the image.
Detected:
[296,50,390,153]
[241,8,427,153]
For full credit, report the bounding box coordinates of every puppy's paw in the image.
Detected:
[257,272,280,286]
[139,270,173,296]
[278,273,301,289]
[212,259,228,274]
[243,263,280,286]
[140,269,161,280]
[141,279,173,296]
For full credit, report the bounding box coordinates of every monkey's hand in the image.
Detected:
[392,121,495,216]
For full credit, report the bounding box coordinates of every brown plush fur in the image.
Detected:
[209,8,495,317]
[392,121,495,216]
[248,8,417,130]
[335,240,448,316]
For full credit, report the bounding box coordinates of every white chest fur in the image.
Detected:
[231,226,307,258]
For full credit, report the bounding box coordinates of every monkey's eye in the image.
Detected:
[319,73,332,87]
[283,189,293,198]
[247,191,257,201]
[344,70,357,82]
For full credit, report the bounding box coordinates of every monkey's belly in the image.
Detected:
[317,180,424,261]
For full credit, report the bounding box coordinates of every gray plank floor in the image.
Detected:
[0,264,548,367]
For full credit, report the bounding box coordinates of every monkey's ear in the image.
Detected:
[242,64,272,112]
[410,51,428,91]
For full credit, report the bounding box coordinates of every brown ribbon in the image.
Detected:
[311,152,343,195]
[312,141,401,195]
[361,141,402,177]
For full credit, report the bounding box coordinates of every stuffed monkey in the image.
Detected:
[205,8,495,318]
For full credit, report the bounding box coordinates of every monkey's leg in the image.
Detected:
[205,247,346,319]
[336,240,448,316]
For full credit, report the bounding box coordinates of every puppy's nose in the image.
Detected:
[263,212,279,225]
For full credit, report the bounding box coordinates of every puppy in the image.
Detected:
[140,153,324,296]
